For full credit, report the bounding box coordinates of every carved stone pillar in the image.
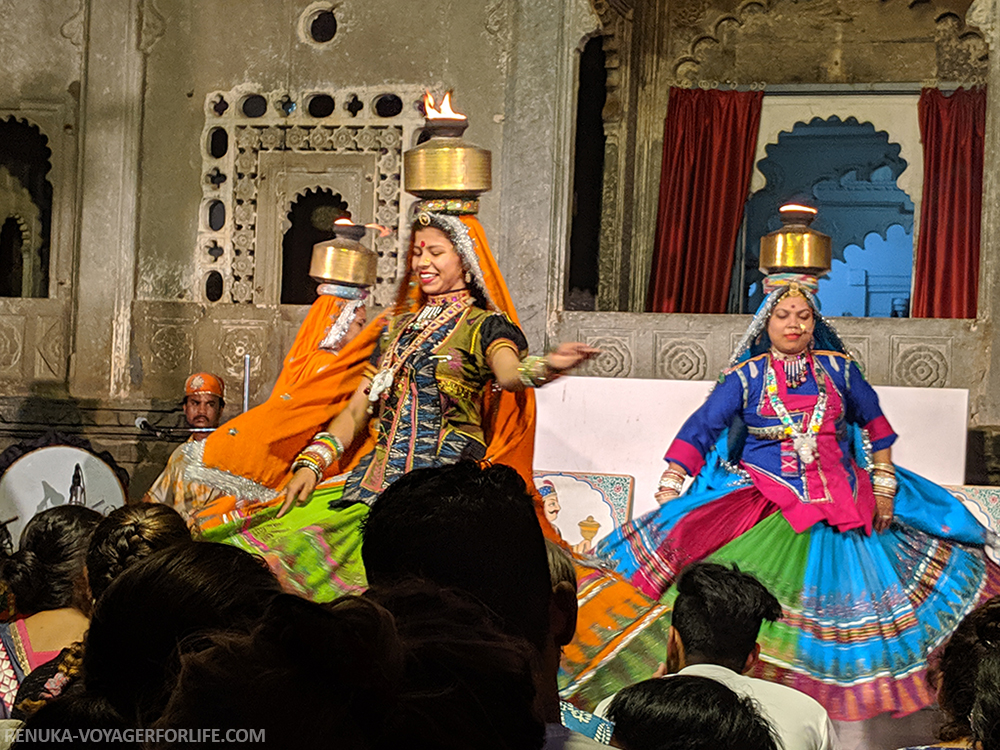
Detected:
[71,0,161,398]
[968,0,1000,425]
[498,0,600,350]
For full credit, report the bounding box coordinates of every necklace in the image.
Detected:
[368,293,472,402]
[408,290,471,331]
[770,348,809,389]
[765,355,827,465]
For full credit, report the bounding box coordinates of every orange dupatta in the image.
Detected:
[199,215,546,532]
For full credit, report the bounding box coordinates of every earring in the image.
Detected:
[464,271,472,284]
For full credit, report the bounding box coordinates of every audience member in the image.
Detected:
[596,562,838,750]
[151,584,544,750]
[78,541,281,725]
[362,462,603,748]
[13,504,192,719]
[0,506,101,716]
[606,674,778,750]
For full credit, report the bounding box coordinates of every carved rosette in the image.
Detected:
[149,324,193,373]
[0,318,24,371]
[892,342,950,388]
[222,327,264,379]
[656,336,708,380]
[581,335,633,377]
[840,336,870,374]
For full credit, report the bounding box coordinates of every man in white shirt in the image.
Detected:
[596,562,839,750]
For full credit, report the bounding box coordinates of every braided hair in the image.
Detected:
[0,506,103,616]
[86,504,191,601]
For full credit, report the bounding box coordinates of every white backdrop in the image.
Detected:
[534,377,969,518]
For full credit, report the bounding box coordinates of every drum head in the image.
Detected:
[0,446,127,550]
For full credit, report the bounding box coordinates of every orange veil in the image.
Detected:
[199,215,539,512]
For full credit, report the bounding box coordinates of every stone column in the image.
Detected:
[70,0,156,398]
[497,0,600,350]
[968,0,1000,425]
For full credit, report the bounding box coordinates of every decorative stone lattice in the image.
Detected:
[656,336,708,380]
[199,86,428,306]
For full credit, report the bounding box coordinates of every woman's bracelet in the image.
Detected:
[871,474,898,494]
[292,431,344,480]
[872,462,896,475]
[658,469,685,494]
[518,355,559,389]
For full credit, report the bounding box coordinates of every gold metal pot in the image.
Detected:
[759,204,832,276]
[309,223,377,286]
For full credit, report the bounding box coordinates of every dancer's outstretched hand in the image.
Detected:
[277,468,319,518]
[547,343,600,373]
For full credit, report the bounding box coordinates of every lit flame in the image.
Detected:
[423,91,467,120]
[333,218,391,238]
[780,203,817,214]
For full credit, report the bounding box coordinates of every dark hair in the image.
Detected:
[671,562,782,671]
[82,542,281,723]
[972,607,1000,750]
[362,462,551,650]
[86,504,191,601]
[607,676,778,750]
[152,583,543,750]
[13,693,132,749]
[152,593,402,749]
[545,539,576,590]
[369,581,545,750]
[930,596,1000,742]
[0,506,102,615]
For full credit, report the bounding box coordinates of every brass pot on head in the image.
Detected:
[759,204,832,276]
[309,221,378,287]
[404,92,491,200]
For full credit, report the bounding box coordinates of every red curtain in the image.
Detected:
[647,88,763,313]
[912,87,986,319]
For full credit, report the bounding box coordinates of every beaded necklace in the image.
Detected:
[368,290,472,402]
[770,348,809,389]
[765,354,827,465]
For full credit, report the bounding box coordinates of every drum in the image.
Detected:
[0,446,127,551]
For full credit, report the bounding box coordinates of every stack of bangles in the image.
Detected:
[517,355,561,389]
[871,461,898,499]
[658,468,686,495]
[292,431,344,481]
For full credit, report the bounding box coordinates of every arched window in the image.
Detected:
[280,188,351,304]
[0,118,52,298]
[738,117,913,317]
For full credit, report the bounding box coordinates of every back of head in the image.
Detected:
[362,462,551,650]
[86,504,191,601]
[369,580,544,750]
[1,506,103,615]
[973,611,1000,750]
[931,596,1000,742]
[607,676,778,750]
[152,593,402,750]
[671,562,782,671]
[15,693,131,749]
[83,541,281,723]
[545,539,576,590]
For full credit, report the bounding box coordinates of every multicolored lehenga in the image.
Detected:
[182,214,542,603]
[593,287,1000,721]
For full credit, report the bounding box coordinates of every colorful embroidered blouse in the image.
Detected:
[665,351,897,534]
[342,302,527,505]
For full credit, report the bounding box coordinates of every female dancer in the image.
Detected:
[597,273,1000,721]
[279,208,596,513]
